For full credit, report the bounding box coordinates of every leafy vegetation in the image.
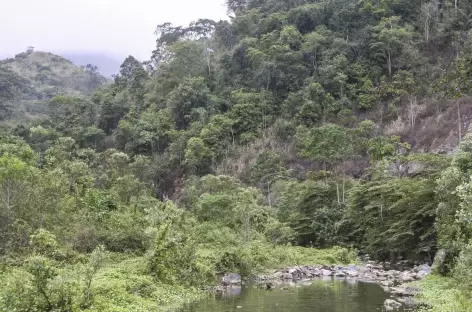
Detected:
[1,0,472,310]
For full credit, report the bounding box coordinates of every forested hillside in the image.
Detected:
[0,50,106,122]
[1,0,472,311]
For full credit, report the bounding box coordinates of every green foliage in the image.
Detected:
[347,173,439,259]
[415,275,472,312]
[277,180,345,247]
[2,0,472,310]
[296,123,353,167]
[29,229,59,257]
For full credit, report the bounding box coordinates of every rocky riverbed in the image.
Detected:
[220,261,433,311]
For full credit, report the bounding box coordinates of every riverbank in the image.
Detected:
[0,245,357,312]
[413,275,472,312]
[243,261,431,310]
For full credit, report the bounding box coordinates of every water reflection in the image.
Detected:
[180,277,409,312]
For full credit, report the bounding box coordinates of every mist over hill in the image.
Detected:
[0,50,106,120]
[60,52,122,77]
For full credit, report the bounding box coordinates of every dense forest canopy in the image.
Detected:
[1,0,472,311]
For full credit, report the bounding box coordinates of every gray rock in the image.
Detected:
[380,280,394,287]
[400,272,416,282]
[288,268,298,274]
[274,271,283,279]
[312,268,321,276]
[346,270,359,277]
[432,249,447,274]
[416,270,429,279]
[282,273,293,280]
[334,271,346,277]
[386,270,401,277]
[384,299,402,311]
[322,269,333,276]
[221,273,241,285]
[415,264,431,273]
[390,286,418,297]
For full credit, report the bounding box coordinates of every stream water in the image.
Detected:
[179,277,411,312]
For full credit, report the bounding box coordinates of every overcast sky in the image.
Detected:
[1,0,228,61]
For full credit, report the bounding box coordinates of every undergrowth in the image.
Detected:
[415,275,472,312]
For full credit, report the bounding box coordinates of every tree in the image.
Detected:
[296,124,354,202]
[278,180,344,247]
[167,77,212,129]
[184,137,213,175]
[226,0,247,15]
[0,153,36,243]
[0,67,28,120]
[371,16,412,78]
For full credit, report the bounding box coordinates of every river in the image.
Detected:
[179,277,412,312]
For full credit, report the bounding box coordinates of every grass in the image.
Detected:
[414,275,472,312]
[0,244,357,312]
[85,256,202,312]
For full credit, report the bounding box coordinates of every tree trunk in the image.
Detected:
[336,182,340,204]
[387,49,392,79]
[267,181,271,208]
[438,0,444,21]
[342,170,346,203]
[457,99,462,141]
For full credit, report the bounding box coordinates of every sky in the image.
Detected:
[1,0,228,61]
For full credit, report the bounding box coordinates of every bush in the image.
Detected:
[453,243,472,290]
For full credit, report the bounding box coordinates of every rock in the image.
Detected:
[221,273,241,285]
[384,299,402,311]
[390,286,418,297]
[380,280,394,287]
[334,271,346,277]
[312,268,321,276]
[288,268,298,274]
[386,270,401,278]
[346,270,359,277]
[321,269,333,276]
[416,270,429,279]
[400,271,416,282]
[432,250,447,274]
[366,263,383,270]
[415,264,432,273]
[282,273,293,280]
[274,271,284,279]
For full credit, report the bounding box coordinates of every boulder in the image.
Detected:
[432,250,447,274]
[282,273,293,280]
[380,280,394,287]
[400,271,416,282]
[334,271,346,277]
[321,269,333,276]
[288,268,298,275]
[274,271,284,279]
[390,286,418,297]
[346,270,359,277]
[384,299,402,311]
[415,264,432,273]
[221,273,241,285]
[312,268,321,276]
[416,270,430,279]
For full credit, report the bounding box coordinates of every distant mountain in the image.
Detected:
[0,51,107,120]
[60,52,121,77]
